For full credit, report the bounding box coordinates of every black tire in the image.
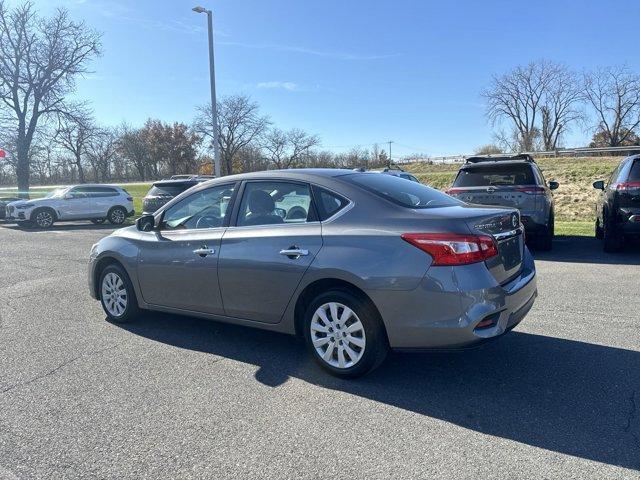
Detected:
[98,263,141,323]
[302,289,388,379]
[595,218,604,240]
[91,218,106,224]
[603,213,622,253]
[107,206,127,225]
[31,207,56,229]
[538,214,554,251]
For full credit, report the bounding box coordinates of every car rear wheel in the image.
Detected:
[31,208,55,229]
[99,264,141,323]
[107,206,127,225]
[595,218,604,240]
[303,290,388,378]
[603,214,622,253]
[538,214,554,251]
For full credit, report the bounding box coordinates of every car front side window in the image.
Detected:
[160,184,235,231]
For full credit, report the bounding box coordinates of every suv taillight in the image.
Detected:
[401,233,498,266]
[616,182,640,191]
[516,186,545,194]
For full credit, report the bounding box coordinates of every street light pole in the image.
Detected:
[193,6,221,177]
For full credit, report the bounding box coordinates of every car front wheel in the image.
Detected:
[99,264,141,323]
[303,290,388,378]
[31,208,55,229]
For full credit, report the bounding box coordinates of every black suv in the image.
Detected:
[142,177,211,214]
[593,154,640,252]
[446,154,559,250]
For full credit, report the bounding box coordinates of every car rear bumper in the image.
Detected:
[619,208,640,234]
[370,247,537,349]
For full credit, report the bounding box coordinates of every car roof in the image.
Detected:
[197,168,356,185]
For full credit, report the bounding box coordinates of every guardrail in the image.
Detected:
[397,145,640,164]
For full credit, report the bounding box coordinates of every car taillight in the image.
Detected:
[616,182,640,191]
[515,186,545,194]
[401,233,498,266]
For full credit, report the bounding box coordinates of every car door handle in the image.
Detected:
[279,247,309,258]
[193,247,216,257]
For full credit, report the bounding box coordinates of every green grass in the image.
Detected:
[555,220,593,237]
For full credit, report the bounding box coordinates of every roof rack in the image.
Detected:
[464,154,535,164]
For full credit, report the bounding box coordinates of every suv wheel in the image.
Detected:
[99,264,141,323]
[303,289,388,378]
[595,218,604,240]
[603,214,622,253]
[538,213,554,251]
[107,206,127,225]
[31,208,55,229]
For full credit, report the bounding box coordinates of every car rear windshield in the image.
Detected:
[628,160,640,181]
[453,164,536,187]
[148,183,193,197]
[346,173,459,208]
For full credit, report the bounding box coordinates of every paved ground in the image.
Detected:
[1,222,639,480]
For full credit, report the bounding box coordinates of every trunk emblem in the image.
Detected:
[512,213,519,228]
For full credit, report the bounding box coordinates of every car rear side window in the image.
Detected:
[628,160,640,181]
[314,187,349,220]
[346,173,458,209]
[454,164,536,187]
[87,186,118,197]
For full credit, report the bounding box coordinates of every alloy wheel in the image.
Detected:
[35,210,53,228]
[101,272,128,317]
[110,208,125,224]
[310,302,366,369]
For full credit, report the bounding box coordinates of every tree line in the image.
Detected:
[482,60,640,152]
[0,2,391,190]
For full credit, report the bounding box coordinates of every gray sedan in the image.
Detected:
[88,169,537,378]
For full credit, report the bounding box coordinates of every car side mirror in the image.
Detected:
[64,193,74,200]
[136,214,156,232]
[549,181,559,190]
[593,180,605,191]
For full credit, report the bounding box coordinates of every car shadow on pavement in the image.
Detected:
[116,313,640,472]
[532,235,640,265]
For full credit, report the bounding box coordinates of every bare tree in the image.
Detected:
[118,124,150,180]
[263,128,320,169]
[583,66,640,147]
[86,127,118,182]
[54,111,98,183]
[540,64,583,150]
[0,1,101,195]
[195,94,271,175]
[482,61,581,152]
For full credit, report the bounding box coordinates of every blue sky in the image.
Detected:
[18,0,640,157]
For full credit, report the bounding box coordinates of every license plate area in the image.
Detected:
[499,236,522,271]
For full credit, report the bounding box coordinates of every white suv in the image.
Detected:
[6,184,135,229]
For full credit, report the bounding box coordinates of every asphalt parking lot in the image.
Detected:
[0,222,639,479]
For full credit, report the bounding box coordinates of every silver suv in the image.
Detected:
[446,155,559,250]
[6,184,134,229]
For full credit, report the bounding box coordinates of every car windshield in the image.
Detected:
[148,184,191,197]
[453,164,536,187]
[346,173,459,208]
[46,188,68,198]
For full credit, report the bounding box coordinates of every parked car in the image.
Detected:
[0,196,21,220]
[446,154,559,250]
[380,167,420,182]
[5,185,134,229]
[593,154,640,252]
[142,177,212,214]
[89,169,537,378]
